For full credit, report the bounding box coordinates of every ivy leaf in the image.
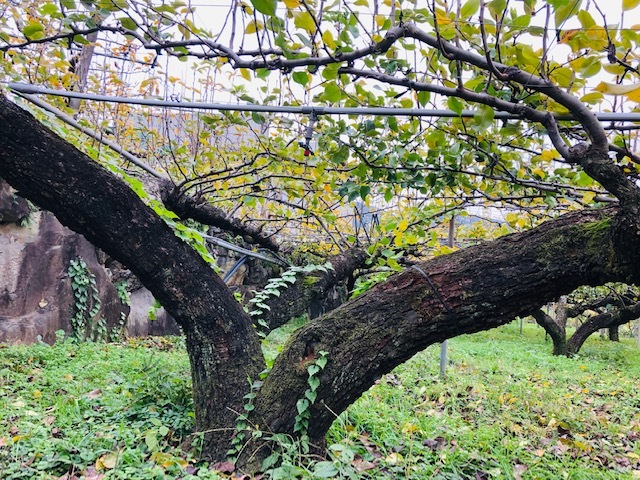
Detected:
[250,0,277,16]
[296,398,310,414]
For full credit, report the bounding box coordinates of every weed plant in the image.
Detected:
[0,324,639,478]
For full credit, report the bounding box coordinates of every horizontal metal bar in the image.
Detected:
[10,82,640,122]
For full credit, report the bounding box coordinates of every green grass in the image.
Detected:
[1,324,640,479]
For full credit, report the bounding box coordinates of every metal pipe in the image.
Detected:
[14,92,167,180]
[202,233,287,266]
[11,82,640,122]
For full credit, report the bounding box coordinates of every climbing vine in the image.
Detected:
[247,263,333,335]
[67,257,103,341]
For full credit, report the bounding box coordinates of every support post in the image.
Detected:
[440,217,455,379]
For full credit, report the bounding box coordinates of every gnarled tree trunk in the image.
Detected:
[3,94,640,469]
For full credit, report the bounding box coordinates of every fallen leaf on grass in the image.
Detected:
[513,463,527,480]
[96,452,118,470]
[212,461,235,474]
[86,389,102,399]
[82,466,105,480]
[43,415,55,426]
[352,457,376,472]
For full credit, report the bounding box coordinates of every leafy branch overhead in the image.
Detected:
[5,0,640,473]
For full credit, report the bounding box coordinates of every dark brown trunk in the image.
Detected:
[250,207,636,451]
[0,94,265,460]
[532,309,567,355]
[609,326,620,341]
[566,303,640,355]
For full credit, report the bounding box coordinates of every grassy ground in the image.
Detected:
[1,323,639,479]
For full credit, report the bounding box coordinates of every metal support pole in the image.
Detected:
[440,216,455,379]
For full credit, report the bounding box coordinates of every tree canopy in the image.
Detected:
[2,0,640,472]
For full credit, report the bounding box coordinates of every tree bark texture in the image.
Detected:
[4,94,640,467]
[250,207,639,448]
[160,181,281,253]
[0,94,265,460]
[532,309,567,355]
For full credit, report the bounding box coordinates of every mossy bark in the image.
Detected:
[4,93,640,471]
[0,95,265,461]
[249,207,638,451]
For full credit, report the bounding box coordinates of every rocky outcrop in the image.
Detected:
[0,179,31,223]
[0,211,128,344]
[126,287,180,337]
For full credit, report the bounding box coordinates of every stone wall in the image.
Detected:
[0,211,128,344]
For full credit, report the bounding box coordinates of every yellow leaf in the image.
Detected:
[245,20,263,34]
[32,390,41,399]
[540,150,557,161]
[623,0,640,11]
[283,0,300,7]
[582,191,596,204]
[627,89,640,103]
[398,219,409,232]
[322,30,336,49]
[96,453,118,470]
[435,11,452,25]
[595,81,640,96]
[375,14,386,27]
[240,68,251,81]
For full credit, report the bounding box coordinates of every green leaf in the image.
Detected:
[305,389,317,402]
[447,97,463,116]
[294,11,316,33]
[417,90,431,107]
[250,0,277,16]
[307,364,320,376]
[323,83,342,103]
[39,3,60,16]
[474,105,495,129]
[292,71,309,86]
[574,171,594,186]
[22,21,45,40]
[119,16,138,31]
[554,0,581,26]
[308,375,320,390]
[313,461,339,478]
[296,398,310,414]
[460,0,480,18]
[60,0,77,8]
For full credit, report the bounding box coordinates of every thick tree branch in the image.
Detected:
[566,302,640,355]
[250,205,639,450]
[532,309,567,355]
[0,94,265,460]
[160,181,281,253]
